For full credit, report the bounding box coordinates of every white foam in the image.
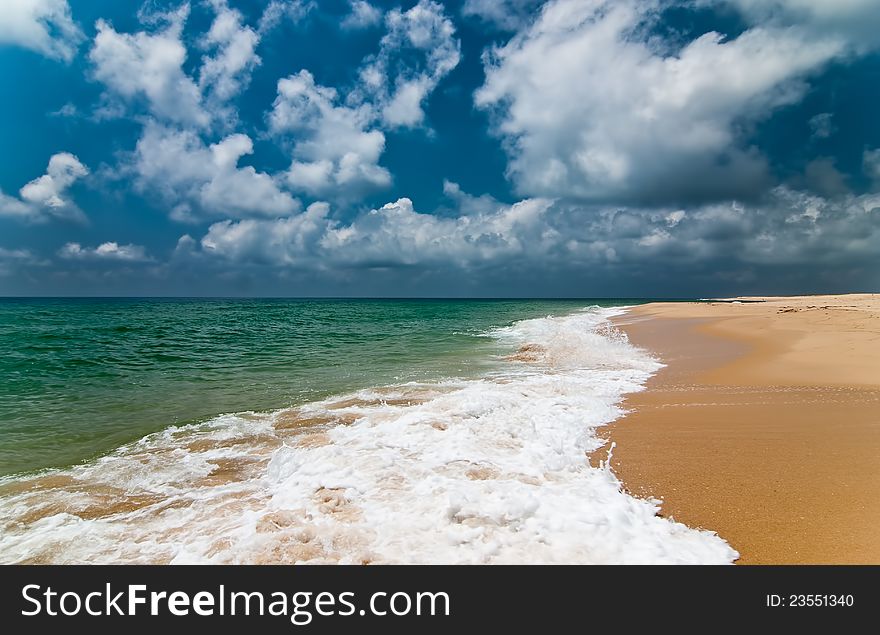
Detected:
[0,307,737,564]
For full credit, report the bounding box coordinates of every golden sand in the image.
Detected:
[598,294,880,564]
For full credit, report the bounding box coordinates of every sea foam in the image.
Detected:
[0,307,737,564]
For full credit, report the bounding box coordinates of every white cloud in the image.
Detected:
[0,191,35,220]
[91,1,270,128]
[90,7,209,127]
[191,184,880,285]
[0,0,83,61]
[341,1,382,30]
[268,70,391,197]
[462,0,545,31]
[89,3,302,219]
[257,0,315,35]
[721,0,880,51]
[132,122,299,220]
[262,2,459,199]
[20,152,88,208]
[358,0,461,128]
[323,196,554,266]
[665,210,686,227]
[0,152,88,222]
[59,241,151,262]
[173,233,198,258]
[442,179,504,215]
[200,194,555,267]
[638,227,672,247]
[201,201,331,265]
[199,0,261,106]
[476,0,856,204]
[88,6,308,220]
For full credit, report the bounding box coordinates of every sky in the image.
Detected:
[0,0,879,297]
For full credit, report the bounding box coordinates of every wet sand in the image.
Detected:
[600,294,880,564]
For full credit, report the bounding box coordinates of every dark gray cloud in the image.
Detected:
[151,185,880,295]
[9,184,877,296]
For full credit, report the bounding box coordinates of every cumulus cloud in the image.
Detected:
[475,0,863,205]
[130,122,298,220]
[201,195,554,268]
[330,196,555,266]
[201,201,331,265]
[0,152,88,223]
[266,3,459,196]
[90,1,266,128]
[199,0,261,107]
[0,0,83,61]
[90,6,209,127]
[721,0,880,51]
[358,0,461,128]
[88,5,305,220]
[442,179,504,215]
[59,241,152,262]
[0,191,35,220]
[19,153,88,209]
[186,182,880,295]
[341,1,382,30]
[268,70,391,197]
[462,0,545,31]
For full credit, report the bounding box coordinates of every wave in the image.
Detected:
[0,307,736,564]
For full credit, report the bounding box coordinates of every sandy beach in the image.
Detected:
[600,294,880,564]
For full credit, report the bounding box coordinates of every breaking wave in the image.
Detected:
[0,307,736,564]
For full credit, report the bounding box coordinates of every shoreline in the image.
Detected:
[1,305,738,564]
[599,294,880,564]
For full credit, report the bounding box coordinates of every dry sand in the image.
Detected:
[599,294,880,564]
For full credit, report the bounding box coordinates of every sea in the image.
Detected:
[0,298,736,564]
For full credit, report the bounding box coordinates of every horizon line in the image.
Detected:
[0,295,700,301]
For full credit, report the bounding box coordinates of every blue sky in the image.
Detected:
[1,0,879,297]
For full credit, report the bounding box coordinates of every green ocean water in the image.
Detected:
[0,298,643,477]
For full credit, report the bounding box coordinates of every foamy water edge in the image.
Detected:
[0,306,737,564]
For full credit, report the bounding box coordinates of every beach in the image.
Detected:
[602,294,880,564]
[0,299,736,564]
[2,295,876,564]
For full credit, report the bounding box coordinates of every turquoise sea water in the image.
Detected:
[0,297,740,565]
[0,298,638,477]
